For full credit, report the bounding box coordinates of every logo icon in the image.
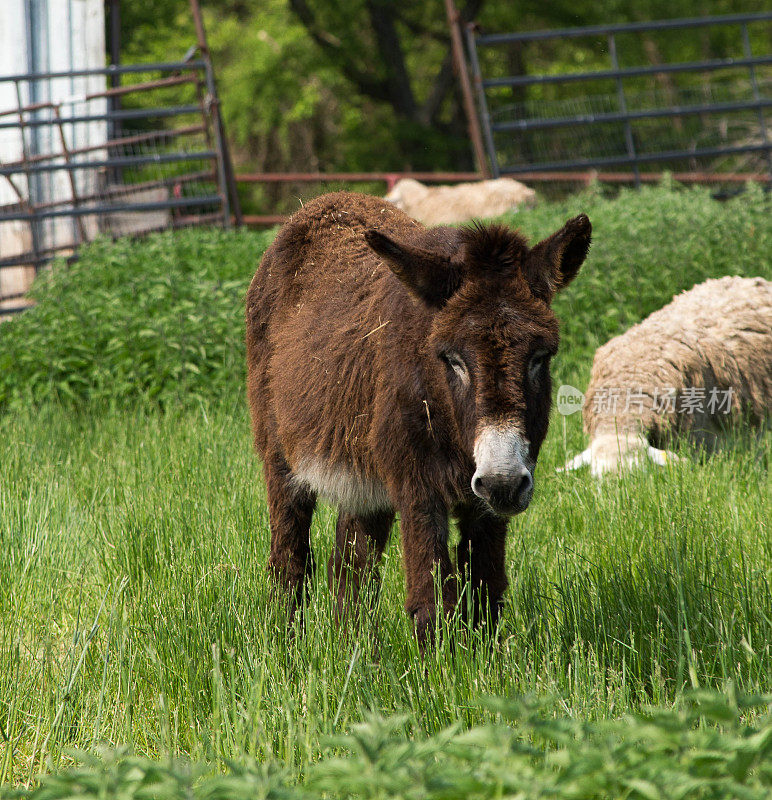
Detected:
[557,384,584,416]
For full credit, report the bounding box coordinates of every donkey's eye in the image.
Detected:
[528,350,550,383]
[442,351,469,384]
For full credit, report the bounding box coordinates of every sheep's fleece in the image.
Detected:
[563,276,772,476]
[385,178,536,226]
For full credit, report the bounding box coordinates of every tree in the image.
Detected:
[115,0,771,211]
[287,0,483,128]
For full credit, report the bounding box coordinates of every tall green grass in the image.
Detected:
[0,183,770,794]
[0,400,769,789]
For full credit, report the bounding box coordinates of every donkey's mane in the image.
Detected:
[459,222,529,277]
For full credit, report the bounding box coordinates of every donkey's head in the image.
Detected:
[365,214,591,516]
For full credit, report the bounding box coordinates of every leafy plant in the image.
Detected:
[0,228,272,411]
[1,183,769,413]
[3,689,772,799]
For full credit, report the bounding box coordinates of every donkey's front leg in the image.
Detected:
[400,501,456,649]
[456,504,508,631]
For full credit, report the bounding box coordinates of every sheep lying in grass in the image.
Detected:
[562,276,772,476]
[385,178,536,225]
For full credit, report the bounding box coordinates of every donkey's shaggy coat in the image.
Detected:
[246,192,590,643]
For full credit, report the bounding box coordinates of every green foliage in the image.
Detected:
[0,228,271,411]
[4,690,772,799]
[205,1,343,153]
[114,0,772,202]
[2,184,769,412]
[500,181,772,386]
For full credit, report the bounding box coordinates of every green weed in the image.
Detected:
[1,183,770,411]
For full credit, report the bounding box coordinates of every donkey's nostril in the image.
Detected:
[471,474,490,500]
[473,468,533,513]
[516,470,533,500]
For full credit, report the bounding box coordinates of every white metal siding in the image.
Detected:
[0,0,106,303]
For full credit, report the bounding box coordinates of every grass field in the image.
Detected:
[0,183,770,797]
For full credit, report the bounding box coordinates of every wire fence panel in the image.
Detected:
[466,12,772,184]
[0,60,233,315]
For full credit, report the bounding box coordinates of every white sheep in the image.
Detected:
[385,177,536,226]
[562,276,772,476]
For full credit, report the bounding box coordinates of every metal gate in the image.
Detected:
[0,58,236,314]
[466,11,772,184]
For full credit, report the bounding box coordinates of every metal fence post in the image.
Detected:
[13,78,44,272]
[608,33,640,188]
[465,24,501,179]
[741,22,772,183]
[444,0,490,177]
[53,105,87,244]
[188,0,242,227]
[200,58,232,230]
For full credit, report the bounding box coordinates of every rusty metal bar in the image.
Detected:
[240,215,290,226]
[0,74,201,119]
[200,59,232,229]
[464,24,500,178]
[234,169,770,186]
[444,0,490,177]
[741,22,772,182]
[235,168,769,229]
[232,168,769,211]
[53,106,88,243]
[235,171,482,183]
[96,73,202,100]
[189,0,210,61]
[2,124,207,170]
[194,76,216,154]
[1,173,26,204]
[189,0,241,227]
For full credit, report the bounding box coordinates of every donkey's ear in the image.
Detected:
[364,229,464,308]
[524,214,591,303]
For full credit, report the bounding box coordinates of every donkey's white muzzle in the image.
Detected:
[472,426,534,515]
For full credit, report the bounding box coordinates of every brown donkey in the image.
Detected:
[246,192,590,645]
